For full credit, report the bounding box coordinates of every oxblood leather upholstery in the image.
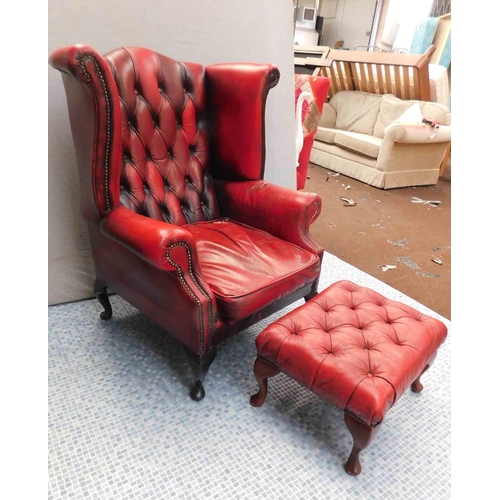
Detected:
[49,46,323,378]
[256,280,447,425]
[185,219,321,321]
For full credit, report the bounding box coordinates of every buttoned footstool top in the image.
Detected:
[250,280,448,475]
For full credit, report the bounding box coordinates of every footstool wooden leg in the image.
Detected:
[250,357,280,407]
[411,353,437,393]
[344,413,379,476]
[411,363,430,393]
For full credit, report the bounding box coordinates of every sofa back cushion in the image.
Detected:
[332,90,382,135]
[373,94,451,138]
[332,91,382,135]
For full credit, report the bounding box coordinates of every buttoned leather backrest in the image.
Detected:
[104,47,220,225]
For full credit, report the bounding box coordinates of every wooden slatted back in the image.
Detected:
[318,46,436,101]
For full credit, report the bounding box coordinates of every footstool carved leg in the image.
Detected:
[250,357,280,407]
[411,364,430,393]
[344,413,379,476]
[411,353,437,393]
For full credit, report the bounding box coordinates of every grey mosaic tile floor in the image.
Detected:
[48,252,451,499]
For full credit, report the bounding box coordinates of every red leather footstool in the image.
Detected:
[250,280,448,475]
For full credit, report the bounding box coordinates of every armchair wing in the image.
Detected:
[206,64,280,181]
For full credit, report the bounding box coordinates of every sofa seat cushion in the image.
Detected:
[185,219,321,322]
[333,131,382,159]
[315,126,338,144]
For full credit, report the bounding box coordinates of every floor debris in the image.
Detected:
[342,184,351,190]
[417,272,442,279]
[372,223,385,229]
[329,172,340,177]
[381,264,397,272]
[340,197,356,207]
[431,246,440,252]
[431,257,443,265]
[307,176,311,179]
[328,223,336,229]
[396,256,421,270]
[387,239,408,247]
[411,197,441,207]
[376,200,381,203]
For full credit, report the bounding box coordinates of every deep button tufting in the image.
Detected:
[185,175,191,183]
[254,280,448,427]
[107,47,219,226]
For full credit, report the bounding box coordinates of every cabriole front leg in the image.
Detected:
[250,357,280,407]
[93,278,112,320]
[344,413,379,476]
[183,346,217,402]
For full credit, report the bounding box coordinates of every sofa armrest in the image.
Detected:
[318,101,337,129]
[206,63,280,181]
[215,180,323,256]
[100,206,201,274]
[383,124,451,144]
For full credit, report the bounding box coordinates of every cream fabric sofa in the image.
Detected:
[310,91,451,189]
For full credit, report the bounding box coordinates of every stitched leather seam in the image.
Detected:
[165,242,212,352]
[303,201,321,250]
[256,356,280,372]
[344,410,378,428]
[80,55,112,212]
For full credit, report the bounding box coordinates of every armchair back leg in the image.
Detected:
[184,346,217,402]
[93,279,112,320]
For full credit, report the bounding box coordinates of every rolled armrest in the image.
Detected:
[384,123,451,144]
[215,180,323,256]
[100,206,198,273]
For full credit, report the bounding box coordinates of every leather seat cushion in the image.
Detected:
[255,280,447,426]
[185,219,321,322]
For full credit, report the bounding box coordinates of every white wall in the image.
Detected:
[320,0,377,50]
[48,0,296,305]
[385,0,434,51]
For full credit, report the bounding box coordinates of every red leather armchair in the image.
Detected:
[49,45,323,400]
